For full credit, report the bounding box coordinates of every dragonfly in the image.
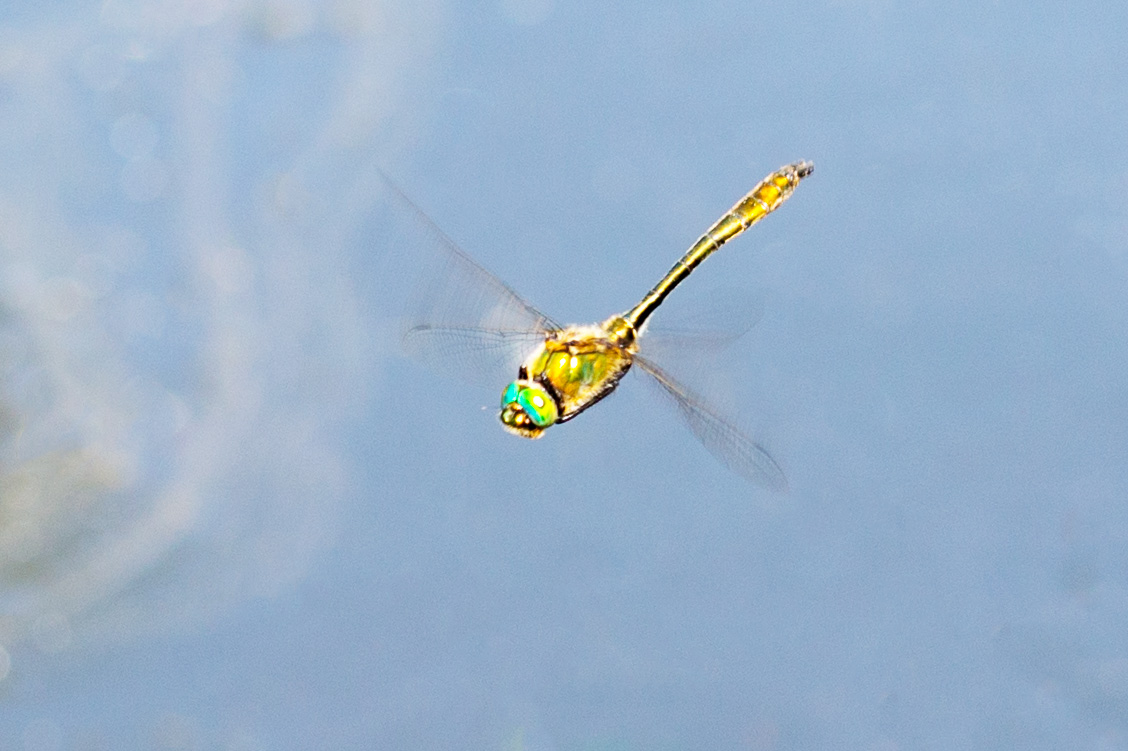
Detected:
[391,161,813,490]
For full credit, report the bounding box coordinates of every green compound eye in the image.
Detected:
[517,385,556,427]
[500,380,558,435]
[501,381,520,408]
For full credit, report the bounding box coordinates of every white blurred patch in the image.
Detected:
[78,44,127,92]
[0,0,439,666]
[121,156,169,203]
[110,113,159,161]
[186,0,230,28]
[246,0,317,41]
[21,719,62,751]
[202,245,253,296]
[499,0,555,26]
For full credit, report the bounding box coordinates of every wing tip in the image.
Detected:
[737,457,789,494]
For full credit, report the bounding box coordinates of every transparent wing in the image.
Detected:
[377,170,559,387]
[402,325,547,388]
[639,287,764,366]
[633,355,788,492]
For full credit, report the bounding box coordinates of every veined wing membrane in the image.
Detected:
[377,169,559,386]
[634,355,788,492]
[639,288,765,366]
[402,325,547,388]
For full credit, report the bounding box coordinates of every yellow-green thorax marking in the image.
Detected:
[500,161,812,438]
[500,316,637,437]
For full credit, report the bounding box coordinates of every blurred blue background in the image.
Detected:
[1,0,1126,748]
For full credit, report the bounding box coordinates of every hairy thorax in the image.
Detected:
[524,316,638,423]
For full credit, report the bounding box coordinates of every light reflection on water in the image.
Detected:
[0,0,435,671]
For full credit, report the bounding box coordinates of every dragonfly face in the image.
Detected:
[499,379,558,437]
[499,321,637,437]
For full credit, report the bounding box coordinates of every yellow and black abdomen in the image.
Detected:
[625,161,813,330]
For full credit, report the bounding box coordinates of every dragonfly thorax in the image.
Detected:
[499,323,637,439]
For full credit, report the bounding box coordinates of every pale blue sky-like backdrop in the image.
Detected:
[0,0,1126,748]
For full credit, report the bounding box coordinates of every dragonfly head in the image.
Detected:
[499,379,558,438]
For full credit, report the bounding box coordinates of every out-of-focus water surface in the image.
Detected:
[2,0,1127,748]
